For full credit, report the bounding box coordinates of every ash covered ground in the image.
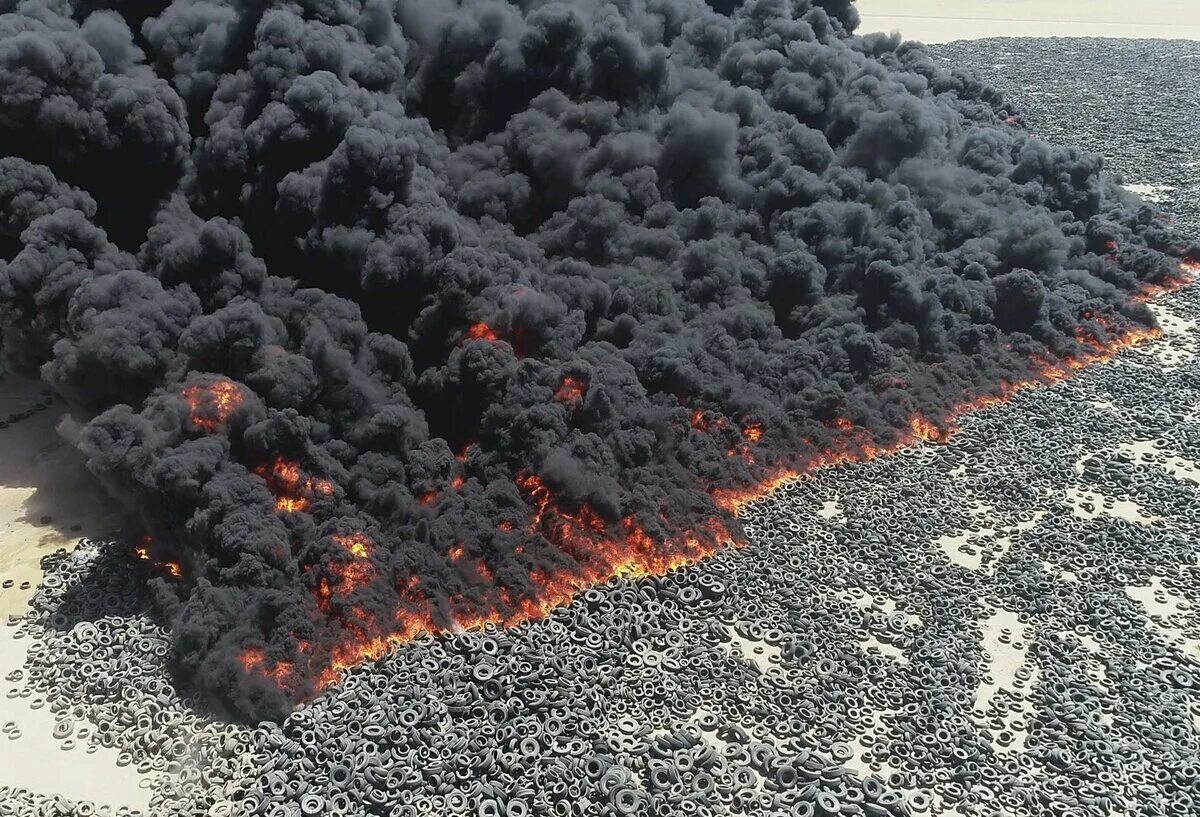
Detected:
[3,35,1200,817]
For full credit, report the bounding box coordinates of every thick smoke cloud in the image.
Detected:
[0,0,1194,720]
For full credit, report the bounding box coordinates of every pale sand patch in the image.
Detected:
[1161,455,1200,484]
[0,378,123,618]
[935,529,984,571]
[1073,634,1117,727]
[0,619,151,810]
[817,497,844,522]
[1119,440,1200,485]
[1064,486,1160,524]
[0,376,141,808]
[1123,183,1176,203]
[976,608,1030,710]
[689,708,771,794]
[1126,578,1200,661]
[856,0,1200,43]
[935,504,1046,571]
[858,632,905,662]
[1143,299,1199,372]
[1064,426,1200,526]
[844,592,919,663]
[974,608,1036,755]
[843,705,901,781]
[724,626,781,674]
[849,592,923,627]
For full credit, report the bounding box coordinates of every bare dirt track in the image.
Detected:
[857,0,1200,42]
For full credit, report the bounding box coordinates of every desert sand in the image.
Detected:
[0,376,147,809]
[856,0,1200,42]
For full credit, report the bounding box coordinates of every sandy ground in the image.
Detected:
[856,0,1200,42]
[0,378,123,619]
[0,376,146,809]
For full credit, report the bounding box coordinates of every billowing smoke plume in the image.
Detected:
[0,0,1194,720]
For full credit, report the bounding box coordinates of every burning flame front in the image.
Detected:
[194,273,1188,703]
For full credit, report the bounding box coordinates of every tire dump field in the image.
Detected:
[2,7,1200,817]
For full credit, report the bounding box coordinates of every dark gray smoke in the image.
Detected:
[0,0,1194,720]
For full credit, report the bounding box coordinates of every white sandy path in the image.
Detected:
[0,376,148,810]
[857,1,1200,42]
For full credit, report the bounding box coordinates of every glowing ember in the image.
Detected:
[715,315,1166,514]
[239,647,295,687]
[310,534,378,616]
[133,537,184,580]
[691,410,729,432]
[691,409,707,431]
[335,561,375,593]
[333,533,372,559]
[1133,260,1198,302]
[465,322,500,341]
[297,482,740,692]
[909,415,951,444]
[243,303,1180,705]
[255,457,335,513]
[554,376,587,404]
[182,379,244,431]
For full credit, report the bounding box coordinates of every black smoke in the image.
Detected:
[0,0,1194,720]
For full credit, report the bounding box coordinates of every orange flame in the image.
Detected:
[239,647,295,688]
[311,533,378,616]
[133,537,183,580]
[554,376,587,404]
[255,457,335,513]
[1132,260,1198,303]
[182,379,244,431]
[714,316,1165,514]
[332,533,372,559]
[465,322,500,341]
[243,290,1190,703]
[283,473,741,693]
